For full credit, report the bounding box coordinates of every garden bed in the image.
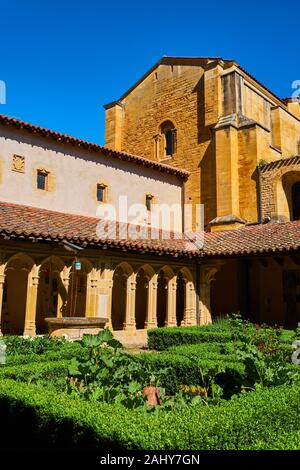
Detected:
[0,379,300,450]
[0,316,299,450]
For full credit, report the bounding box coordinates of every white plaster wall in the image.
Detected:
[0,127,183,231]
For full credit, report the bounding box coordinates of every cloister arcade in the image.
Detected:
[0,247,198,336]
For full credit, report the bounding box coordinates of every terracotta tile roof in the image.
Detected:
[0,201,198,258]
[0,114,189,180]
[1,201,300,260]
[259,156,300,173]
[203,221,300,258]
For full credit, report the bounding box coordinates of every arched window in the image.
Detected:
[292,181,300,220]
[160,121,176,158]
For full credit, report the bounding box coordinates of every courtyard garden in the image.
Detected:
[0,315,300,450]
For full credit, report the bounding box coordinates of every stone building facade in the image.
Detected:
[1,56,300,337]
[105,57,300,230]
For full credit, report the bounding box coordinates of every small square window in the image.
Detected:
[97,184,107,202]
[146,194,153,211]
[37,170,48,190]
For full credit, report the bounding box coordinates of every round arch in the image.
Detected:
[111,261,135,330]
[158,119,177,159]
[135,264,156,329]
[36,255,67,333]
[39,255,65,272]
[274,170,300,221]
[113,261,134,277]
[176,267,196,326]
[156,265,175,327]
[2,253,35,335]
[67,257,94,318]
[6,252,35,272]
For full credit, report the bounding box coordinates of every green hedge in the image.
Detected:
[0,360,68,382]
[168,343,239,362]
[147,326,233,350]
[0,379,299,449]
[137,350,244,396]
[0,360,69,391]
[3,335,69,355]
[4,342,86,366]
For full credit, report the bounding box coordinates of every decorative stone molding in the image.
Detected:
[11,154,25,173]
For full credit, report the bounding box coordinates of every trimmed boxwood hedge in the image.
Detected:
[137,350,245,395]
[1,344,244,396]
[0,360,68,382]
[147,327,232,350]
[4,342,86,366]
[167,343,239,362]
[4,335,69,355]
[0,379,299,450]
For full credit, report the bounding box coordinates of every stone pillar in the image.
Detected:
[85,268,99,317]
[124,273,136,331]
[145,273,158,329]
[104,102,123,151]
[199,264,221,325]
[24,264,40,336]
[0,264,6,336]
[166,276,177,327]
[57,266,70,318]
[98,260,114,328]
[215,125,240,220]
[183,281,197,326]
[103,278,113,328]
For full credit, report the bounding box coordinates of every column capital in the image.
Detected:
[201,262,223,285]
[129,280,137,290]
[31,275,40,287]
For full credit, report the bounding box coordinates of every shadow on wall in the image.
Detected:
[194,76,217,225]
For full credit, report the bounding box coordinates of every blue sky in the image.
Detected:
[0,0,299,144]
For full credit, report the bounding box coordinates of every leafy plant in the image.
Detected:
[67,328,166,409]
[3,335,68,355]
[235,339,298,389]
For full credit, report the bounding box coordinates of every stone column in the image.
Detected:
[123,273,136,331]
[145,273,158,329]
[199,264,221,325]
[166,276,177,327]
[85,268,99,318]
[57,266,70,318]
[98,260,114,328]
[183,281,197,326]
[24,264,40,336]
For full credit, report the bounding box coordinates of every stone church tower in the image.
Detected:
[104,57,300,230]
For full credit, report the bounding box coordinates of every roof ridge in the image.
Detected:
[0,113,189,180]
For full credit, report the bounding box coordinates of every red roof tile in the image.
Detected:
[203,221,300,257]
[1,201,300,259]
[0,114,189,180]
[0,201,198,258]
